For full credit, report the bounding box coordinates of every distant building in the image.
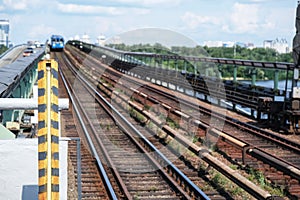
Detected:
[74,35,80,41]
[263,38,290,54]
[247,43,255,50]
[81,34,90,43]
[235,42,247,48]
[109,36,122,45]
[96,35,106,46]
[0,19,9,47]
[203,41,251,48]
[263,40,273,49]
[203,41,224,47]
[223,41,235,48]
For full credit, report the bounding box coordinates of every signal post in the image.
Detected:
[38,59,60,200]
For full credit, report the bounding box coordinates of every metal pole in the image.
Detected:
[77,139,82,200]
[233,65,237,83]
[38,60,60,200]
[251,68,256,87]
[274,70,279,91]
[46,65,52,200]
[175,60,178,77]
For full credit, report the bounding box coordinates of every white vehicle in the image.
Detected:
[34,41,41,48]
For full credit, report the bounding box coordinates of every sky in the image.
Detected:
[0,0,297,47]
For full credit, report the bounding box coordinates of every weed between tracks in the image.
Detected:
[195,157,253,199]
[133,112,254,199]
[166,117,180,129]
[104,82,286,199]
[129,108,147,123]
[216,150,286,197]
[142,117,286,198]
[246,167,286,197]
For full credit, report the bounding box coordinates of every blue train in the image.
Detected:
[50,35,64,51]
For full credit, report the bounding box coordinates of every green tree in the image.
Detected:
[105,43,292,80]
[0,45,8,55]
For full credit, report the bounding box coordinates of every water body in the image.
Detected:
[170,79,294,118]
[236,79,296,118]
[239,79,293,91]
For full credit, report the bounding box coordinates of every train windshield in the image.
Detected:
[52,37,64,43]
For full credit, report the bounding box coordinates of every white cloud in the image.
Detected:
[224,3,274,34]
[230,3,259,32]
[2,0,27,10]
[181,12,220,29]
[1,0,294,46]
[57,3,149,15]
[28,24,56,39]
[108,0,181,6]
[1,0,47,11]
[249,0,272,2]
[58,4,120,15]
[249,0,266,2]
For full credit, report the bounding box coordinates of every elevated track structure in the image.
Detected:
[0,39,298,199]
[59,46,284,199]
[67,43,299,198]
[69,40,300,134]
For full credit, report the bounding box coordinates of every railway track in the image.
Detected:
[132,83,300,198]
[66,43,300,198]
[56,52,112,199]
[62,45,280,199]
[111,75,300,198]
[114,99,233,199]
[56,51,212,199]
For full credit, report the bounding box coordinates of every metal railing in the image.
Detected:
[61,138,82,200]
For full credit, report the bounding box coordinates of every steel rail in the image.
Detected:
[66,45,287,199]
[62,52,191,199]
[110,85,276,200]
[100,67,300,154]
[92,70,276,199]
[59,61,118,200]
[67,44,300,176]
[66,52,211,200]
[85,71,210,200]
[126,76,300,153]
[137,83,300,181]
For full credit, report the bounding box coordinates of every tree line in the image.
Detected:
[106,43,293,80]
[0,45,8,56]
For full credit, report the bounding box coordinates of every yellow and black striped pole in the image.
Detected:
[38,59,59,200]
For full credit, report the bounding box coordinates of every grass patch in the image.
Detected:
[192,135,200,143]
[246,167,286,197]
[166,117,179,129]
[129,108,146,123]
[210,171,248,197]
[144,104,150,111]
